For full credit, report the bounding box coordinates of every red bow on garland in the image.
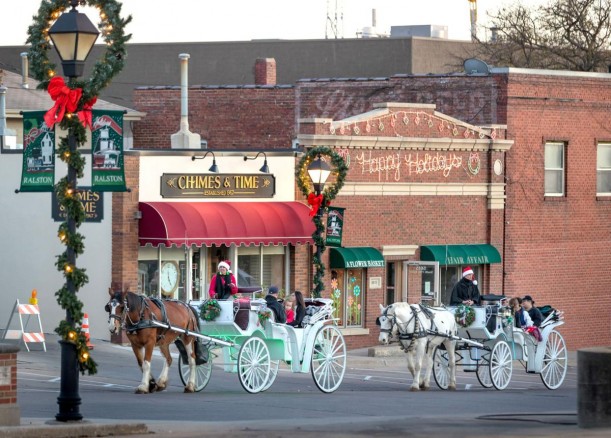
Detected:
[307,193,324,217]
[78,97,97,129]
[44,76,82,128]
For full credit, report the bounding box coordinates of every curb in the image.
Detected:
[0,420,147,438]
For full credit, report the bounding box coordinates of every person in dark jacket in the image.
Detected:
[288,290,306,327]
[449,266,481,306]
[522,295,543,327]
[265,286,286,323]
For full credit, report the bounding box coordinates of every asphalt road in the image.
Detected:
[6,335,609,437]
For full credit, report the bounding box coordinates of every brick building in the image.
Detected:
[114,59,611,350]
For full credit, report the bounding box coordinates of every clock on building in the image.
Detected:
[160,261,179,296]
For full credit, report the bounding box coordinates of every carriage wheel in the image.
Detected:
[540,330,567,390]
[476,349,493,388]
[261,360,280,392]
[178,353,212,392]
[311,325,346,393]
[432,347,450,390]
[238,337,271,394]
[490,340,513,390]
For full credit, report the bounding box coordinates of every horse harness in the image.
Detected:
[382,304,440,352]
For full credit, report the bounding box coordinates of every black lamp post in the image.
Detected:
[243,151,270,173]
[192,151,220,172]
[48,0,98,422]
[307,154,331,297]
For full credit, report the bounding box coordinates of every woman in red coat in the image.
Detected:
[208,261,238,299]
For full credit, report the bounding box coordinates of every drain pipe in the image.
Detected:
[20,52,29,89]
[170,53,201,149]
[0,86,17,148]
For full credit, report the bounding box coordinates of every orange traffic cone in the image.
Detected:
[82,313,94,349]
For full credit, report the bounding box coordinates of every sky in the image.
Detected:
[1,0,548,46]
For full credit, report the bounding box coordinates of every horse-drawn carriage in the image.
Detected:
[432,295,567,390]
[106,290,347,394]
[377,295,567,391]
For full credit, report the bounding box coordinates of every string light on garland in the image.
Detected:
[27,0,131,377]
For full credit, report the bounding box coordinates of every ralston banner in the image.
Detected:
[91,110,126,192]
[325,207,345,247]
[20,111,55,192]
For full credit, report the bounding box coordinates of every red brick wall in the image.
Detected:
[502,73,611,349]
[0,349,18,406]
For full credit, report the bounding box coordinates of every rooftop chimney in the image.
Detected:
[254,58,276,86]
[0,86,17,149]
[20,52,29,89]
[171,53,201,149]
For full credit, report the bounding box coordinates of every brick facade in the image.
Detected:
[122,65,611,350]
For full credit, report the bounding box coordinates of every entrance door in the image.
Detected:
[403,261,440,305]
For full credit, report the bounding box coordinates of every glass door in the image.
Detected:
[403,261,440,305]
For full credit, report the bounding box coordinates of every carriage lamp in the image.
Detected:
[48,0,99,423]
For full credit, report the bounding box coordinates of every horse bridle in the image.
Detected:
[106,293,127,330]
[376,306,397,338]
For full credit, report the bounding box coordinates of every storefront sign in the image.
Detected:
[446,255,490,265]
[161,173,275,198]
[52,187,104,222]
[325,207,345,247]
[345,259,385,268]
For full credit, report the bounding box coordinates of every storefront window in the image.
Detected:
[329,269,364,327]
[237,246,286,294]
[440,265,481,305]
[138,260,158,296]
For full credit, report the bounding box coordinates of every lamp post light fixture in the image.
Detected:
[243,151,270,173]
[48,0,98,422]
[192,151,219,173]
[307,154,331,298]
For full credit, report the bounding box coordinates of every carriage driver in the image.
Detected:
[450,266,481,306]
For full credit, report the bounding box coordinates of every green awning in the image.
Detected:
[420,244,501,265]
[329,247,385,269]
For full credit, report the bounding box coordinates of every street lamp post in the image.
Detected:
[48,0,98,422]
[307,155,331,298]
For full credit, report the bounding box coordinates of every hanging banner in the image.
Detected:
[325,207,345,247]
[20,111,55,192]
[91,110,126,192]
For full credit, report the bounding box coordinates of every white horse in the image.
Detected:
[378,303,457,391]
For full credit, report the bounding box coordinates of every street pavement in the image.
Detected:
[1,336,610,438]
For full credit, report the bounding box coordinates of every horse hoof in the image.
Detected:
[421,386,429,391]
[155,385,166,392]
[184,387,195,393]
[410,387,419,392]
[135,387,148,394]
[448,385,457,391]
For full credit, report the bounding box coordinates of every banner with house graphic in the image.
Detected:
[91,110,126,192]
[20,111,55,192]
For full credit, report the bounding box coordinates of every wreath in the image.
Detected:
[258,308,272,326]
[295,146,348,298]
[26,0,131,376]
[200,299,221,322]
[455,305,476,328]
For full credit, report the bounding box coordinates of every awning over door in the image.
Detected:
[138,202,315,247]
[329,247,385,269]
[420,244,501,265]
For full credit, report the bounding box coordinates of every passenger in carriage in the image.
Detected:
[208,261,238,300]
[288,291,306,328]
[449,266,481,306]
[509,297,533,328]
[284,295,295,324]
[265,286,286,323]
[522,295,543,327]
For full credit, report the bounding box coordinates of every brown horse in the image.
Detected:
[106,290,200,394]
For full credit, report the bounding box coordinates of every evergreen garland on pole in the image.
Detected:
[296,146,348,298]
[27,0,131,375]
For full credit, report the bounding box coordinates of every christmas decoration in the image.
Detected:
[200,299,221,322]
[455,305,476,328]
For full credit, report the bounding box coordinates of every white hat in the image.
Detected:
[218,261,230,271]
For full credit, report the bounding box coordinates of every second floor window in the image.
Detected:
[597,143,611,195]
[544,142,565,196]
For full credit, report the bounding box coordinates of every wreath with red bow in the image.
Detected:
[26,0,131,376]
[296,146,348,297]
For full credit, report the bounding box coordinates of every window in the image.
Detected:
[329,269,365,327]
[597,143,611,194]
[544,142,565,196]
[237,246,285,294]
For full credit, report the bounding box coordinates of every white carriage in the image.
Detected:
[432,295,567,391]
[164,296,347,394]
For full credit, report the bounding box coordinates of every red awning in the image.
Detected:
[138,202,315,247]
